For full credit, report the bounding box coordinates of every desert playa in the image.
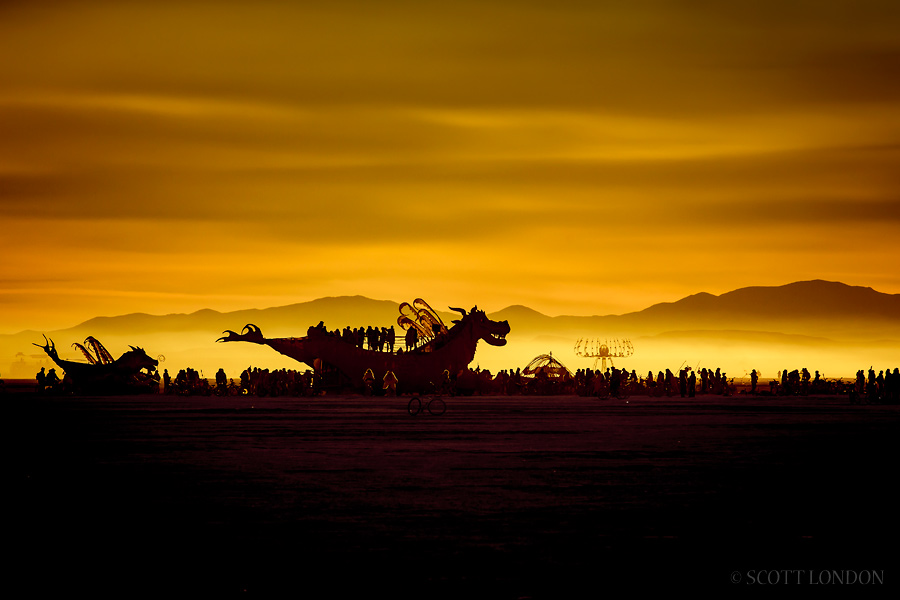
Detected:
[13,392,898,595]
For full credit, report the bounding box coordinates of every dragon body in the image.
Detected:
[218,306,509,392]
[34,335,159,394]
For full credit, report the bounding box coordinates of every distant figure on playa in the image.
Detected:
[36,367,46,393]
[750,369,758,394]
[801,368,811,395]
[363,368,375,396]
[438,369,452,395]
[383,370,398,396]
[609,367,620,397]
[216,368,227,393]
[405,326,417,351]
[45,368,61,393]
[890,367,900,404]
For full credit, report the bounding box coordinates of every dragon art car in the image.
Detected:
[218,304,509,393]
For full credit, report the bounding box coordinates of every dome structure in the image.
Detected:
[522,353,573,379]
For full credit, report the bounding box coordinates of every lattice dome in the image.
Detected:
[522,353,573,379]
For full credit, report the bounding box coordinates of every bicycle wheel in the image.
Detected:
[408,396,422,415]
[427,397,446,416]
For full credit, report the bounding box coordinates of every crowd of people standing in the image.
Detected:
[31,360,900,403]
[308,321,428,353]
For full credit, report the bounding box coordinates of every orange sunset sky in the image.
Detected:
[2,0,900,334]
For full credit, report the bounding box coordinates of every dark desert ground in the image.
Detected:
[11,390,898,596]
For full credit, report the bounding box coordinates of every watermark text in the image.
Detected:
[731,570,884,585]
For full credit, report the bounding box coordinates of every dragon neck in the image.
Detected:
[445,319,479,367]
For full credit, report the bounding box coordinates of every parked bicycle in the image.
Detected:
[596,382,631,400]
[408,394,446,416]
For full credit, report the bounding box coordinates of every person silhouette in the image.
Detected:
[215,368,227,393]
[363,368,375,396]
[383,370,398,396]
[46,368,61,392]
[36,367,46,393]
[387,326,396,353]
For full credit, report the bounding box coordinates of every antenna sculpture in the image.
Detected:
[574,337,634,371]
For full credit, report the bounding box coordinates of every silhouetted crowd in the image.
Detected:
[850,367,900,404]
[570,367,733,398]
[41,361,898,402]
[309,321,418,352]
[480,365,900,400]
[150,363,900,400]
[306,319,458,354]
[758,366,900,403]
[160,366,323,397]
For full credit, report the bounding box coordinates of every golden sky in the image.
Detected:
[2,0,900,333]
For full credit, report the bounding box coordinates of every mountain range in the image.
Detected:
[3,280,898,380]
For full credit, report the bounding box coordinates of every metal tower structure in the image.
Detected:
[574,337,634,371]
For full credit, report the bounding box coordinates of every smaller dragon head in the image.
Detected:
[124,346,159,371]
[33,334,60,360]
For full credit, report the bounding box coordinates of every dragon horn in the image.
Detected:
[449,306,467,318]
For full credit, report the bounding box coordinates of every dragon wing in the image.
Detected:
[71,343,98,364]
[413,298,447,332]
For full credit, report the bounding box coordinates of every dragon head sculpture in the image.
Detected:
[450,306,510,347]
[122,345,159,371]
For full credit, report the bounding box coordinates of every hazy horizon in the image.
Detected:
[4,280,897,381]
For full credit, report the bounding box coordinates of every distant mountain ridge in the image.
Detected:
[2,280,898,379]
[8,280,900,339]
[635,280,899,320]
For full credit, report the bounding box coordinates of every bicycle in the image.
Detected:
[408,394,446,416]
[596,383,630,400]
